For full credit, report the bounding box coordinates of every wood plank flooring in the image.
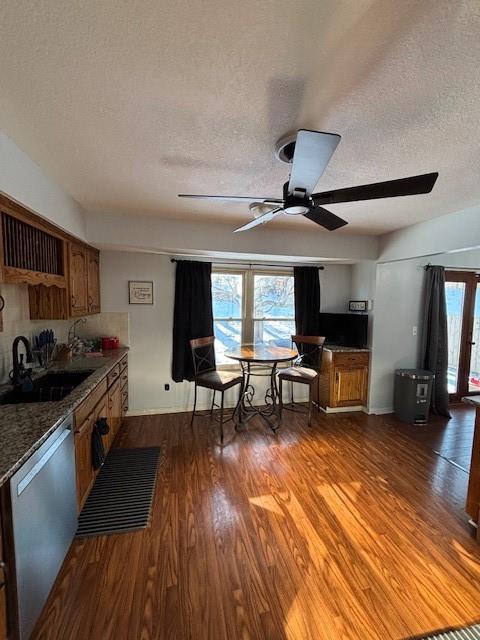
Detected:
[32,407,480,640]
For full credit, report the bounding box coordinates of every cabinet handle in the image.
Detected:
[71,294,76,307]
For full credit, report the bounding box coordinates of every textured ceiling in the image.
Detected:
[1,0,480,235]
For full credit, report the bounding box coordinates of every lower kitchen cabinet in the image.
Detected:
[74,354,128,511]
[317,349,370,410]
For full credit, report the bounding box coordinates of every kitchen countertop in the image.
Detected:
[324,345,370,353]
[462,396,480,407]
[0,348,128,488]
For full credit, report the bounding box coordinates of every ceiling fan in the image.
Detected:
[178,129,438,233]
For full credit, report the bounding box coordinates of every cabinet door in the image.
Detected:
[69,243,88,317]
[333,366,368,406]
[74,414,95,511]
[87,249,100,314]
[108,379,122,442]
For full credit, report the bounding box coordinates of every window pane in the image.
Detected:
[212,273,242,318]
[445,281,465,394]
[214,320,242,364]
[253,274,294,319]
[254,319,296,347]
[469,283,480,392]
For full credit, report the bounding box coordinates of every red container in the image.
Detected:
[102,336,120,350]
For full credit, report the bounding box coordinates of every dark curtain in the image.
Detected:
[172,261,213,382]
[294,266,321,335]
[420,266,451,418]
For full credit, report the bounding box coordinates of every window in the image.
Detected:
[212,269,295,364]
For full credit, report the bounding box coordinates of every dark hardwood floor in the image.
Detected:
[32,406,480,640]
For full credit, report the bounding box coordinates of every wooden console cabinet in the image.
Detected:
[74,354,128,510]
[317,349,370,410]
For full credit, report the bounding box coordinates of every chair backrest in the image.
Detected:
[190,336,216,376]
[291,335,326,370]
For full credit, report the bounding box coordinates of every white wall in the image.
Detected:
[87,211,378,262]
[99,251,353,414]
[367,248,480,414]
[320,265,352,313]
[379,204,480,262]
[0,132,86,240]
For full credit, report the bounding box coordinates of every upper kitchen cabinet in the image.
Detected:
[0,196,68,289]
[0,194,101,319]
[87,248,100,314]
[69,243,89,317]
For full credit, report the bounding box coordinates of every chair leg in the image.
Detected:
[210,390,216,417]
[190,382,198,428]
[308,384,313,427]
[279,377,283,418]
[233,381,243,429]
[220,392,225,444]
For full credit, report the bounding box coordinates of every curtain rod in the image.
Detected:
[170,258,325,270]
[424,263,480,271]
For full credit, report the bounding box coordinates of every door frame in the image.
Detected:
[446,270,480,402]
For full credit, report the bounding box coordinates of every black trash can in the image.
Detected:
[394,369,435,425]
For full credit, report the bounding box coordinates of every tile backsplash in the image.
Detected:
[0,283,129,384]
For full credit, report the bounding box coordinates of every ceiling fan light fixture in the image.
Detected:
[283,204,309,215]
[249,202,277,218]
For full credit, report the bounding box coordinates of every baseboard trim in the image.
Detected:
[320,405,366,414]
[367,407,394,415]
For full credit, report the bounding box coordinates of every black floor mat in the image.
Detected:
[76,447,160,537]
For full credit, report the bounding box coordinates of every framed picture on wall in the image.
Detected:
[129,281,154,304]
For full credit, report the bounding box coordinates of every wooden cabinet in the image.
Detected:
[87,249,100,314]
[74,356,128,511]
[69,243,89,317]
[0,194,102,319]
[74,412,96,511]
[107,379,122,445]
[466,405,480,534]
[318,349,370,410]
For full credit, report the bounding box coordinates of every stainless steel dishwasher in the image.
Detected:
[10,414,77,639]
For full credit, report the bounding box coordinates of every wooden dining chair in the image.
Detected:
[189,336,243,443]
[277,335,325,426]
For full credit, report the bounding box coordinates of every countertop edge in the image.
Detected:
[0,348,128,488]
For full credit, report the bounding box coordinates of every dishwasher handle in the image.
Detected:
[16,427,72,497]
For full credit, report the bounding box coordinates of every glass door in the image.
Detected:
[468,282,480,393]
[445,271,480,401]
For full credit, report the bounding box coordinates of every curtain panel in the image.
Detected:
[420,265,451,418]
[293,266,321,335]
[172,260,214,382]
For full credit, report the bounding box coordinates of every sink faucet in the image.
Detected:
[68,318,87,343]
[11,336,33,388]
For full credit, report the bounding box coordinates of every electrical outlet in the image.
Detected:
[412,326,417,336]
[164,383,170,391]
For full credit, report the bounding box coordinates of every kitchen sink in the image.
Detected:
[0,370,95,404]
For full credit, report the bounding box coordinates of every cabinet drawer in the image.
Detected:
[120,355,128,371]
[75,377,107,427]
[333,352,369,367]
[107,364,120,388]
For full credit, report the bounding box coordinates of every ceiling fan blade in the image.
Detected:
[312,172,438,205]
[304,206,348,231]
[288,130,341,196]
[178,194,282,205]
[233,209,283,233]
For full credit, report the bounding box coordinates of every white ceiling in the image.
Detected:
[1,0,480,236]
